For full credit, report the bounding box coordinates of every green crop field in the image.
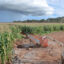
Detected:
[0,23,64,64]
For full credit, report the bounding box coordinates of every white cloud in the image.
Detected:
[47,0,64,17]
[0,0,54,16]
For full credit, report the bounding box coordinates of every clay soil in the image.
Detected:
[47,31,64,43]
[13,34,63,64]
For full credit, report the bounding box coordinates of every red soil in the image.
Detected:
[47,31,64,43]
[13,32,64,64]
[14,38,63,62]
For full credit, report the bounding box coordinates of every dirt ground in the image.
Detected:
[47,31,64,43]
[13,35,63,64]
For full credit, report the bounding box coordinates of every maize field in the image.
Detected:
[0,23,64,64]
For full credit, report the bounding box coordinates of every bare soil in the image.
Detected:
[13,34,63,64]
[47,31,64,43]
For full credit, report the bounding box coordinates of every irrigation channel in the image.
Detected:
[12,34,64,64]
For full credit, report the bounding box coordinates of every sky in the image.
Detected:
[0,0,64,22]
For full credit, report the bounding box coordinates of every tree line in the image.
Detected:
[13,17,64,23]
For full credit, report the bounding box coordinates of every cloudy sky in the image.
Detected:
[0,0,64,22]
